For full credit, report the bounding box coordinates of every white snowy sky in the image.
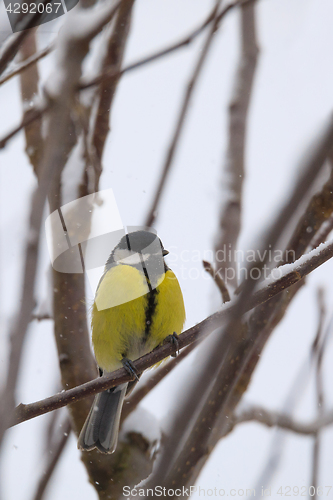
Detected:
[1,0,333,499]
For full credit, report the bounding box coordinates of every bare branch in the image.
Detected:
[0,100,64,448]
[31,313,52,322]
[203,260,231,303]
[242,290,328,492]
[236,117,333,316]
[0,0,123,452]
[10,238,333,428]
[0,0,56,76]
[311,288,327,498]
[32,418,71,500]
[19,29,44,174]
[215,0,259,287]
[145,116,333,491]
[144,0,225,228]
[287,166,333,261]
[310,212,333,250]
[0,42,53,87]
[230,405,333,436]
[78,0,222,91]
[0,0,256,153]
[0,100,47,150]
[90,0,134,189]
[0,31,35,77]
[215,168,333,490]
[236,167,333,492]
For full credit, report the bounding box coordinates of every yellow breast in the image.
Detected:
[145,269,186,351]
[91,265,185,372]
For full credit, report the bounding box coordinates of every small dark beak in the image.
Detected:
[162,249,169,257]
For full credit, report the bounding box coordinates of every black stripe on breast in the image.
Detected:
[144,287,159,339]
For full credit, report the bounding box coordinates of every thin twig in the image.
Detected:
[78,0,220,91]
[19,29,44,174]
[230,405,333,436]
[32,418,72,500]
[0,31,29,77]
[287,167,333,261]
[235,116,333,318]
[0,0,255,152]
[44,401,62,451]
[10,239,333,428]
[0,0,124,152]
[311,288,326,499]
[144,0,226,227]
[0,120,61,448]
[0,100,48,150]
[215,0,259,287]
[0,43,53,86]
[310,213,333,250]
[90,0,134,189]
[203,260,231,303]
[0,0,54,76]
[31,313,52,322]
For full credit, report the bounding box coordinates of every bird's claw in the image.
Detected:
[122,358,140,381]
[164,332,180,358]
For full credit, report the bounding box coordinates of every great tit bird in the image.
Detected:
[78,230,185,454]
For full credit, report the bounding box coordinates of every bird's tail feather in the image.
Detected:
[78,382,128,454]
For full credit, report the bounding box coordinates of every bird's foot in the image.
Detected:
[122,357,140,382]
[164,332,180,358]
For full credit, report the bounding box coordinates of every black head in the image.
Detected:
[118,231,162,253]
[107,230,169,267]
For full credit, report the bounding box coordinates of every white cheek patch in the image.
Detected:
[114,248,151,265]
[120,253,150,265]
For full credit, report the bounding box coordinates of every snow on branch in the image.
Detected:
[11,238,333,428]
